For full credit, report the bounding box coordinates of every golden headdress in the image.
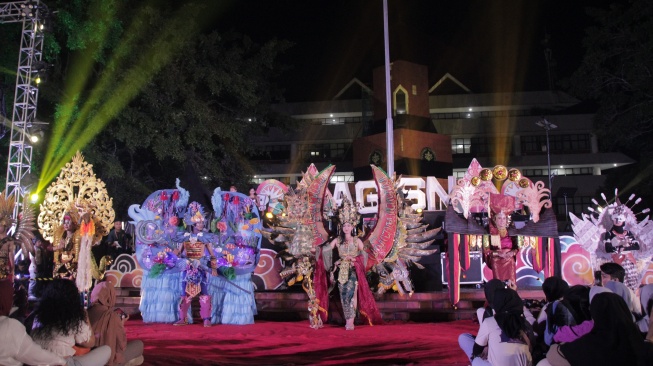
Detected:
[337,197,360,226]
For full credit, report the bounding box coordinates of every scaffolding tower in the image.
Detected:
[0,0,46,218]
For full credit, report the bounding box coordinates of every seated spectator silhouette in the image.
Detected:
[0,314,66,365]
[542,292,643,366]
[31,279,111,366]
[459,288,534,365]
[88,281,144,366]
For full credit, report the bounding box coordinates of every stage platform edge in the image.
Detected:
[116,287,544,322]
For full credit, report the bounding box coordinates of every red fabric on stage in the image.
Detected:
[314,249,329,324]
[353,256,383,325]
[124,317,478,365]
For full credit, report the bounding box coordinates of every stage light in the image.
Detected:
[34,75,41,84]
[30,193,39,203]
[29,134,39,143]
[416,208,423,214]
[265,212,274,220]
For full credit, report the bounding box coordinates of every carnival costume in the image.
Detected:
[570,190,653,294]
[0,191,36,316]
[37,152,115,293]
[52,208,82,280]
[485,193,519,283]
[315,197,382,330]
[174,203,217,327]
[602,202,640,292]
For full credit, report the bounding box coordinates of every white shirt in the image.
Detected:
[475,316,532,366]
[33,319,92,358]
[0,316,65,366]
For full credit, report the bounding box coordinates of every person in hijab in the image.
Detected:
[536,277,570,341]
[638,284,653,334]
[603,280,641,318]
[87,281,144,366]
[552,286,602,344]
[477,279,507,323]
[460,288,533,365]
[544,292,643,366]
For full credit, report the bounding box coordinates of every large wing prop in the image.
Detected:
[365,165,398,271]
[306,165,335,247]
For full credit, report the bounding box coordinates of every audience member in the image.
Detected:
[604,280,641,317]
[543,292,643,366]
[106,220,133,260]
[0,315,66,366]
[599,262,625,284]
[551,286,593,344]
[536,277,569,328]
[460,288,534,365]
[637,284,653,334]
[31,279,111,366]
[477,279,506,323]
[88,281,144,366]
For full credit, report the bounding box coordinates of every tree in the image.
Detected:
[567,0,653,202]
[1,0,293,215]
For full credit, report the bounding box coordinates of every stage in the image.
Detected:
[119,287,545,365]
[124,316,479,365]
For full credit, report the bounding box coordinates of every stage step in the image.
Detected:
[116,287,544,322]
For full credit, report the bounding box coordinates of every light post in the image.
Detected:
[535,118,558,197]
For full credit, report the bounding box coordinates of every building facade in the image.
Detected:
[252,60,633,230]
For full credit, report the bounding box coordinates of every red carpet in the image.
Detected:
[124,318,477,365]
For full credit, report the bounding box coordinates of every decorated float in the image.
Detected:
[445,159,558,306]
[127,180,262,325]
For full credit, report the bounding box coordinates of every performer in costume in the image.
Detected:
[602,201,640,292]
[317,198,382,330]
[52,208,81,280]
[173,202,217,327]
[0,191,36,316]
[484,193,519,284]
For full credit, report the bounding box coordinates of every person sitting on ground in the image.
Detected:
[599,262,625,285]
[459,288,534,365]
[31,279,111,366]
[477,279,506,324]
[603,280,642,320]
[551,285,592,344]
[637,284,653,334]
[543,292,643,366]
[0,315,66,366]
[88,281,144,366]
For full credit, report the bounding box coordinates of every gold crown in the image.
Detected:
[338,197,360,226]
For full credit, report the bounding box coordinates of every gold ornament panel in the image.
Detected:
[38,151,115,242]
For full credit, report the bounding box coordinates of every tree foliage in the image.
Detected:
[567,0,653,200]
[0,0,293,215]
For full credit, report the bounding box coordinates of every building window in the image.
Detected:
[470,137,491,156]
[330,175,354,183]
[521,134,591,155]
[553,195,592,221]
[298,143,348,163]
[252,144,291,161]
[394,87,408,115]
[452,138,471,154]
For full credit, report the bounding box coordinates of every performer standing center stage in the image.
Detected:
[318,198,382,331]
[173,202,217,327]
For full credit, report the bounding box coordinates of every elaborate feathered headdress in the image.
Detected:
[184,202,206,226]
[0,191,35,255]
[0,192,15,228]
[337,197,360,226]
[62,202,81,228]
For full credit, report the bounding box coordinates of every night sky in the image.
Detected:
[212,0,613,102]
